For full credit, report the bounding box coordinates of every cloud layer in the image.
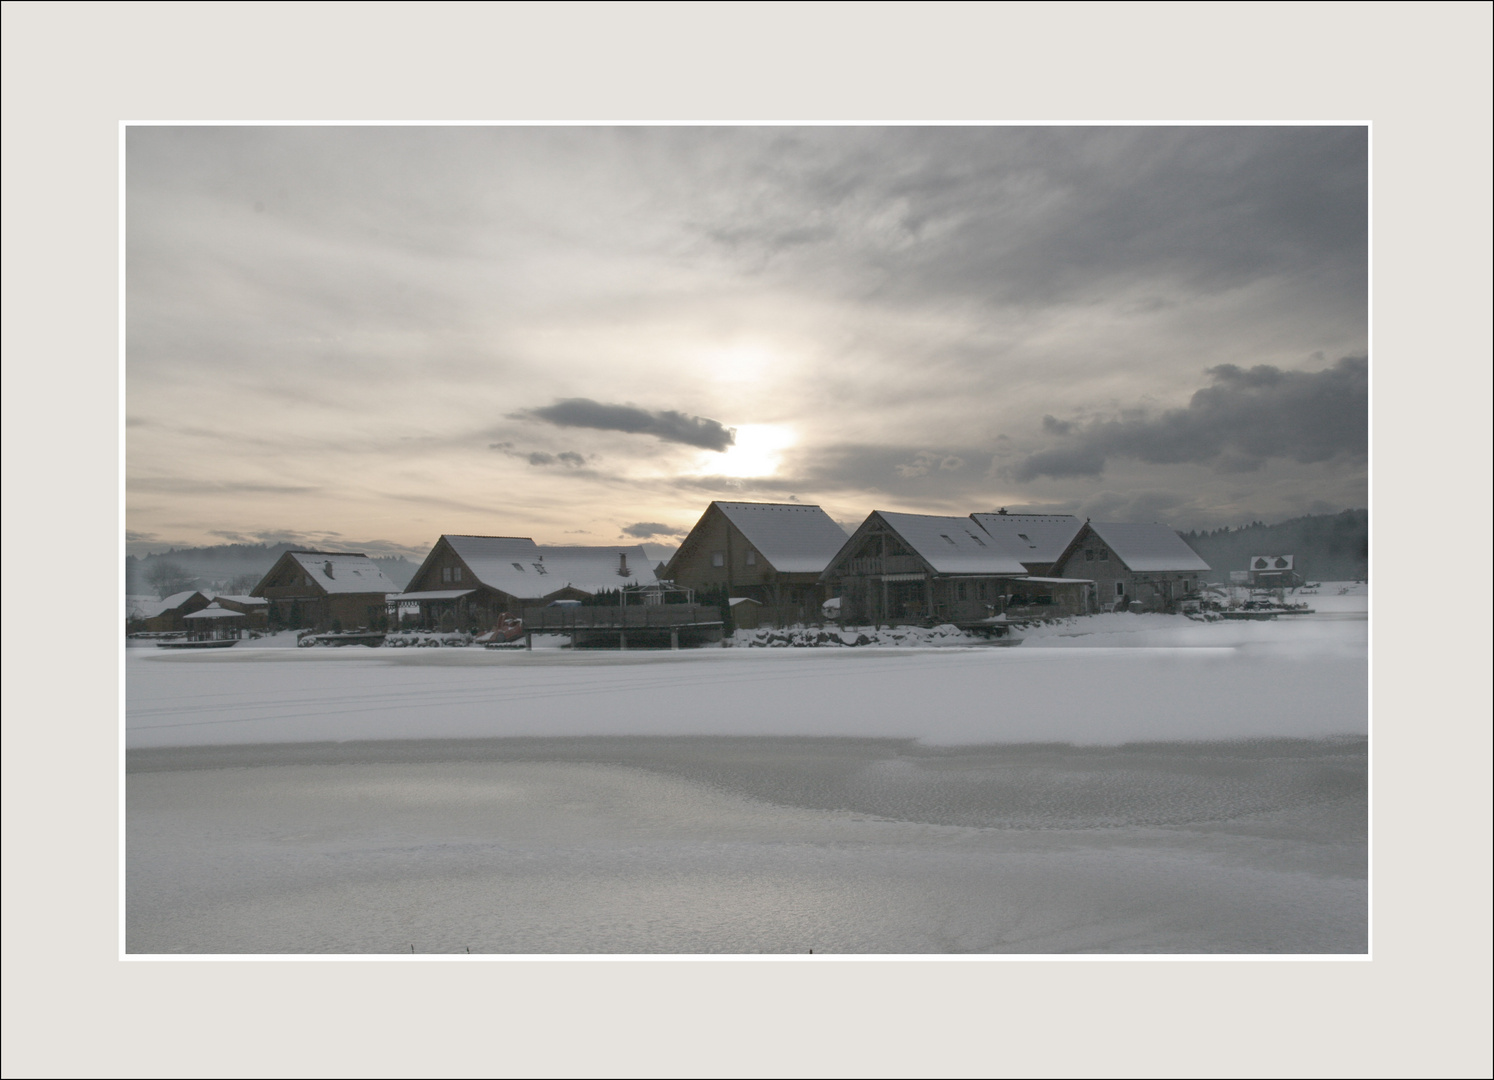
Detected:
[1014,357,1367,481]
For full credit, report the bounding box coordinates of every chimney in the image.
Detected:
[324,560,334,578]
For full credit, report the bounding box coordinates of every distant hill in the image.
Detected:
[126,542,419,597]
[1179,510,1367,582]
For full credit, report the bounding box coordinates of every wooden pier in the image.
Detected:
[515,604,725,649]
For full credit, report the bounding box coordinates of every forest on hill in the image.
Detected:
[1180,509,1367,582]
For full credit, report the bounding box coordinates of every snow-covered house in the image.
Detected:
[968,511,1084,575]
[249,551,399,630]
[395,535,657,630]
[128,590,213,632]
[663,502,850,621]
[820,511,1030,625]
[211,594,269,629]
[1050,522,1211,612]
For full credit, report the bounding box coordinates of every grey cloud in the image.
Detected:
[1041,415,1074,436]
[686,127,1367,312]
[1013,357,1367,481]
[521,398,735,451]
[621,522,684,539]
[491,443,592,469]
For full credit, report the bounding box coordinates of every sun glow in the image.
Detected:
[707,423,796,478]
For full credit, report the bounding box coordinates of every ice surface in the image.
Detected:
[126,738,1366,954]
[125,597,1367,954]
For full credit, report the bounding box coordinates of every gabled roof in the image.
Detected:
[874,511,1029,575]
[969,513,1083,566]
[714,502,850,573]
[441,535,658,599]
[183,602,245,619]
[284,551,398,594]
[128,590,209,620]
[1082,522,1211,572]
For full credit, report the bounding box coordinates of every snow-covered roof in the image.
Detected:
[285,552,399,594]
[183,602,245,619]
[128,590,208,620]
[714,502,851,573]
[390,590,475,602]
[211,594,267,606]
[1086,522,1212,572]
[443,535,659,599]
[1017,576,1092,585]
[876,512,1030,575]
[970,513,1083,565]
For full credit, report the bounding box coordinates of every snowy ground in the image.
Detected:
[125,586,1367,954]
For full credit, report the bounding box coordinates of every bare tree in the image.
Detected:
[144,561,196,599]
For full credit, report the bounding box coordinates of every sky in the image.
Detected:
[126,126,1368,560]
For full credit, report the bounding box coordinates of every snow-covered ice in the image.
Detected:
[125,592,1368,954]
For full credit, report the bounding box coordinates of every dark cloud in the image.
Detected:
[1041,415,1074,436]
[521,398,735,451]
[621,522,683,539]
[1013,357,1367,481]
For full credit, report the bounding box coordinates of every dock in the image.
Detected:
[514,604,725,649]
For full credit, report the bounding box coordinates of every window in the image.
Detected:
[1017,533,1030,542]
[746,550,756,566]
[940,534,957,546]
[453,566,462,582]
[531,563,546,575]
[1116,582,1125,596]
[956,582,967,601]
[512,562,526,572]
[441,567,451,583]
[1085,549,1095,561]
[1099,550,1109,561]
[712,552,725,567]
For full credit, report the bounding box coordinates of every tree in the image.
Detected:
[144,560,196,599]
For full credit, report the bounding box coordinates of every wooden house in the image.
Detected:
[820,511,1031,625]
[968,512,1084,575]
[131,590,213,632]
[663,502,850,623]
[1051,521,1211,612]
[211,594,270,629]
[395,535,657,630]
[249,551,399,631]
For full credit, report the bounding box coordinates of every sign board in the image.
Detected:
[1229,570,1250,584]
[1249,555,1293,571]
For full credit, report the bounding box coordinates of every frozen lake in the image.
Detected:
[125,601,1367,954]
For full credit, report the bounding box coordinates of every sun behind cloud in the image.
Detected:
[705,423,796,478]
